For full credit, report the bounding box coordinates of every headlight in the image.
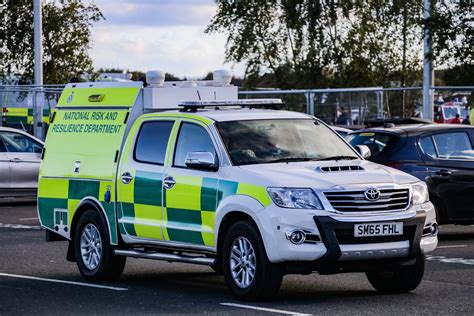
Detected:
[412,182,429,205]
[267,188,323,209]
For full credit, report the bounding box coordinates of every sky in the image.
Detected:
[90,0,245,79]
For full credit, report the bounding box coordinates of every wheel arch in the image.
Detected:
[70,196,115,246]
[215,195,271,265]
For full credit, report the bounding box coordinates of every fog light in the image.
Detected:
[285,230,306,245]
[430,223,438,235]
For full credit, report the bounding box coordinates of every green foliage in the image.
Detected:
[207,0,472,89]
[429,0,473,67]
[0,0,103,84]
[437,64,474,86]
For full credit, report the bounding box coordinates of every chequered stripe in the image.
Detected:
[37,178,118,244]
[118,171,270,247]
[38,173,271,248]
[3,108,51,124]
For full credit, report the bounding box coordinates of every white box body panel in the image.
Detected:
[144,85,238,110]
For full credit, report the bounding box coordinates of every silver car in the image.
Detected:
[0,127,43,198]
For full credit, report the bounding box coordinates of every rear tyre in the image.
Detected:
[222,221,283,301]
[366,254,425,293]
[74,209,126,281]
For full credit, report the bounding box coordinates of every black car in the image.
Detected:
[347,124,474,224]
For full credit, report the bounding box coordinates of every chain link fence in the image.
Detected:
[240,86,473,126]
[1,85,472,140]
[0,85,63,139]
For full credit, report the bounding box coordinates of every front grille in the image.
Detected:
[324,188,410,212]
[334,226,416,244]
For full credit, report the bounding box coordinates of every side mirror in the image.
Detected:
[355,145,371,159]
[185,151,218,171]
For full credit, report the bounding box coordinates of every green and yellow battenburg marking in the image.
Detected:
[117,171,270,247]
[2,108,51,124]
[37,84,140,245]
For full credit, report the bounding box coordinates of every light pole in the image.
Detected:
[34,0,43,86]
[422,0,434,121]
[33,0,43,139]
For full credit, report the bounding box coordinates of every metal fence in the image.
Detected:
[0,85,64,139]
[240,86,473,126]
[1,84,473,140]
[239,87,385,125]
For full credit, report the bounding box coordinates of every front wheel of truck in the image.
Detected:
[366,254,425,293]
[222,220,283,301]
[74,209,126,281]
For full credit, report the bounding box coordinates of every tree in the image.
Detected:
[206,1,472,89]
[429,1,473,68]
[0,0,103,84]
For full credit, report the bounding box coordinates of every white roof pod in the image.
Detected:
[143,69,238,110]
[212,69,232,86]
[146,70,166,87]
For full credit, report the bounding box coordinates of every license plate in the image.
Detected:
[354,222,403,237]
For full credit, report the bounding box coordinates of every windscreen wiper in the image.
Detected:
[267,157,317,163]
[316,155,358,161]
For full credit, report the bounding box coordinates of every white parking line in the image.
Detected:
[426,255,474,266]
[437,245,468,249]
[0,223,42,230]
[424,280,474,289]
[220,303,312,316]
[0,273,128,291]
[19,217,38,221]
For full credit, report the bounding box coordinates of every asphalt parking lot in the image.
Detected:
[0,202,473,315]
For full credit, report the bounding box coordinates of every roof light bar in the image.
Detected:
[179,98,282,108]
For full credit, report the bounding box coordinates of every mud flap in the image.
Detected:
[66,241,76,262]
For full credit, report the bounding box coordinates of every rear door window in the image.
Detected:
[419,136,437,158]
[432,132,474,160]
[347,132,392,161]
[134,121,174,165]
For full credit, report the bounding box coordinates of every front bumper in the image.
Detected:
[257,202,438,264]
[313,212,424,265]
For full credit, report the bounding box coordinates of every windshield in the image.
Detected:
[216,119,358,166]
[442,106,459,119]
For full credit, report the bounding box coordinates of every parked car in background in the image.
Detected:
[347,125,474,224]
[330,125,352,138]
[434,102,468,124]
[0,127,43,199]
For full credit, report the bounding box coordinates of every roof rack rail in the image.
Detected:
[178,98,283,112]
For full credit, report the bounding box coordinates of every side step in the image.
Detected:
[114,249,215,266]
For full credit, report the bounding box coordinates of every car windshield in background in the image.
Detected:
[217,119,358,166]
[346,132,392,160]
[442,106,459,119]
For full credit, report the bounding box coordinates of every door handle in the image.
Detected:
[163,176,176,190]
[9,158,23,163]
[121,172,133,184]
[435,170,452,176]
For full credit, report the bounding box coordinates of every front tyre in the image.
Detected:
[74,209,126,281]
[222,221,283,301]
[366,254,425,293]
